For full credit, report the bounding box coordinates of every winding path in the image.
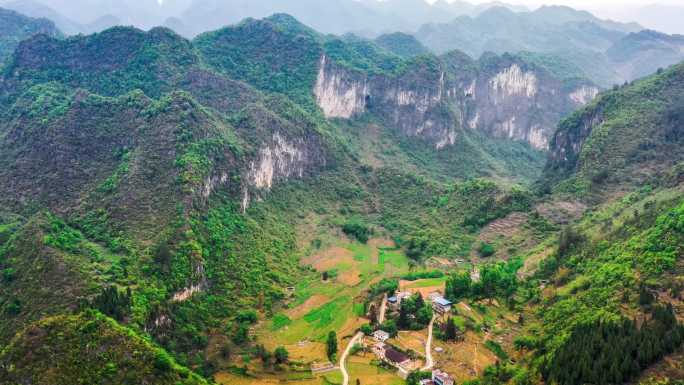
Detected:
[340,293,389,385]
[340,331,364,385]
[420,314,437,371]
[378,293,388,324]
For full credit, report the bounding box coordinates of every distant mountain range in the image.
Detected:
[1,0,684,89]
[415,6,684,87]
[0,0,528,37]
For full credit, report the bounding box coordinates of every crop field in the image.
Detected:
[347,355,405,385]
[254,236,410,359]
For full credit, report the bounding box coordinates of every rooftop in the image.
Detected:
[433,297,452,306]
[385,347,409,364]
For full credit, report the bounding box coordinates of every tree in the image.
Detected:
[274,346,289,364]
[445,317,458,341]
[414,293,425,309]
[416,305,433,326]
[236,310,258,324]
[369,304,378,325]
[446,271,472,300]
[327,331,338,361]
[478,242,495,257]
[232,323,249,345]
[360,323,373,336]
[381,319,398,337]
[398,302,411,329]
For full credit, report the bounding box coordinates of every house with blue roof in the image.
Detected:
[432,296,452,314]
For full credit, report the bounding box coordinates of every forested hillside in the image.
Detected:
[0,6,683,385]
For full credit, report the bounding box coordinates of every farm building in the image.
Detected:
[432,369,454,385]
[373,329,390,342]
[372,343,411,369]
[431,296,452,314]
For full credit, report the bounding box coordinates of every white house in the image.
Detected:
[373,329,390,342]
[433,369,454,385]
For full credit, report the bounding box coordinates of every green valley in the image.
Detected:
[0,3,683,385]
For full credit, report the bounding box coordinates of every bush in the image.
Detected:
[342,221,371,243]
[153,350,173,373]
[274,346,289,364]
[236,310,258,324]
[402,270,444,281]
[478,242,495,257]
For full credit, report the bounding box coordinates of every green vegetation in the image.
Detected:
[342,220,372,244]
[0,311,207,385]
[543,305,684,385]
[326,331,338,361]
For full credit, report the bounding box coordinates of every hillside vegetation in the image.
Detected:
[0,8,683,385]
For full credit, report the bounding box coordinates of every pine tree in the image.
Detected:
[327,331,338,361]
[445,317,457,341]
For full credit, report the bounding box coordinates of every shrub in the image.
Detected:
[478,242,496,257]
[342,221,371,243]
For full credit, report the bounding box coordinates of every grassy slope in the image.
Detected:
[0,311,208,385]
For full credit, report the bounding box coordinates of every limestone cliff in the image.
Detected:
[313,52,599,150]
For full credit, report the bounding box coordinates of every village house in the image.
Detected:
[431,296,452,314]
[432,369,455,385]
[373,329,390,342]
[388,291,412,310]
[372,342,411,369]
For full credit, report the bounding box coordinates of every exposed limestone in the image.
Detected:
[569,85,599,105]
[489,64,538,99]
[248,133,305,190]
[241,132,327,211]
[313,55,596,151]
[314,55,367,118]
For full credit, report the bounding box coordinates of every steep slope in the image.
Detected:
[543,61,684,196]
[0,311,208,385]
[0,23,336,373]
[497,62,684,385]
[196,15,598,154]
[0,6,60,64]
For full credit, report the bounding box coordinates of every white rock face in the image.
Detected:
[468,112,480,129]
[527,125,547,150]
[172,284,203,302]
[171,264,207,302]
[489,64,538,100]
[569,86,599,105]
[248,133,305,190]
[314,55,367,118]
[241,133,323,211]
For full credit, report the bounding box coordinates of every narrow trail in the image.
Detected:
[421,314,437,371]
[378,293,388,324]
[341,293,388,385]
[340,331,364,385]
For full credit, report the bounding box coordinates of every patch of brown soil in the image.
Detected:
[393,330,427,358]
[399,280,445,298]
[338,268,362,286]
[536,199,587,225]
[286,295,332,319]
[301,247,354,271]
[433,331,497,382]
[478,212,528,243]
